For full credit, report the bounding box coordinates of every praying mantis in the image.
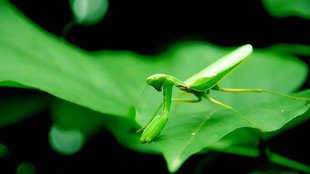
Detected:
[138,44,310,143]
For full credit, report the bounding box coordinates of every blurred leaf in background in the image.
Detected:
[70,0,109,25]
[50,99,160,154]
[48,124,85,155]
[0,143,9,159]
[0,94,49,128]
[266,44,310,57]
[262,0,310,19]
[16,162,37,174]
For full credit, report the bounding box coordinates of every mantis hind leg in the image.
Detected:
[214,87,310,101]
[203,93,265,133]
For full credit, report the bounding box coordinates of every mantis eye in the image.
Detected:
[140,115,168,143]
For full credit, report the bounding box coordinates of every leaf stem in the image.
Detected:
[269,152,310,173]
[208,143,310,173]
[207,142,260,157]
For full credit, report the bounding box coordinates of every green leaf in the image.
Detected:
[262,0,310,19]
[1,1,310,172]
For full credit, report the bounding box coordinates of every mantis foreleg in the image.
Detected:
[161,81,174,116]
[136,101,164,133]
[139,81,174,143]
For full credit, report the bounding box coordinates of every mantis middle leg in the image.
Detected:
[171,91,202,103]
[171,91,202,114]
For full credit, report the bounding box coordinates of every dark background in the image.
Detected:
[1,0,310,173]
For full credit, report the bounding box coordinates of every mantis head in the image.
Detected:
[146,74,167,91]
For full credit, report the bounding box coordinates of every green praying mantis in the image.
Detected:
[138,44,310,143]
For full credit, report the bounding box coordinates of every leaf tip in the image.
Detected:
[168,157,182,173]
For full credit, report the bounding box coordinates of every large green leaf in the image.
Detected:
[1,1,310,172]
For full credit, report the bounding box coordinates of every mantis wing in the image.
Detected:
[184,44,253,92]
